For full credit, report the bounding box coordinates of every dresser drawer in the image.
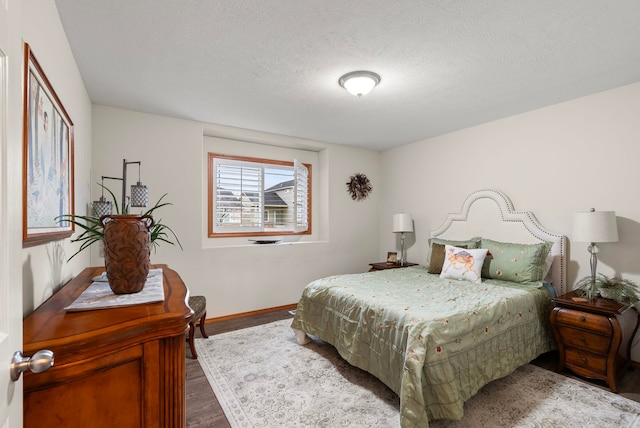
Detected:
[555,308,612,335]
[565,347,607,375]
[556,326,612,354]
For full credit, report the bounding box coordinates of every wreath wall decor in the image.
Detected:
[346,173,372,201]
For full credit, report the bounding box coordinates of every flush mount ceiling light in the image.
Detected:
[338,71,381,97]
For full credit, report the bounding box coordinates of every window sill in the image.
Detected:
[204,239,327,250]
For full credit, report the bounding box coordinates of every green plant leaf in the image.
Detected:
[574,273,639,304]
[56,186,182,261]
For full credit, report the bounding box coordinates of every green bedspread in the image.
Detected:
[290,266,554,427]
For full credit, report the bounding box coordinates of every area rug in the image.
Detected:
[196,319,640,427]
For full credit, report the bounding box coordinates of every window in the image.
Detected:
[208,153,311,237]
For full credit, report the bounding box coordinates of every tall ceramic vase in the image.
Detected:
[100,214,155,294]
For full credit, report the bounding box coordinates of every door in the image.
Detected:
[0,0,24,425]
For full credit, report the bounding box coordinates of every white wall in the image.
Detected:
[21,0,93,312]
[91,105,381,317]
[380,81,640,361]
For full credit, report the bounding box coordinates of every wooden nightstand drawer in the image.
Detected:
[550,291,640,392]
[554,308,612,335]
[556,326,611,354]
[565,348,607,375]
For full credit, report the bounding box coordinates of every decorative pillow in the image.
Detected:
[542,249,555,282]
[480,239,553,283]
[428,243,467,274]
[426,237,481,266]
[440,245,489,284]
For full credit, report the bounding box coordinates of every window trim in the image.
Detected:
[207,153,312,238]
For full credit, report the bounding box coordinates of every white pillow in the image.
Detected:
[440,245,489,284]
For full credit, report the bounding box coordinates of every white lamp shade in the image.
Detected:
[393,213,413,233]
[339,71,381,97]
[130,182,149,208]
[343,76,376,97]
[93,198,112,217]
[573,210,618,243]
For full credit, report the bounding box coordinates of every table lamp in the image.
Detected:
[572,208,618,299]
[393,213,414,266]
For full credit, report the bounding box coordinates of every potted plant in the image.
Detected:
[57,186,182,294]
[575,273,639,305]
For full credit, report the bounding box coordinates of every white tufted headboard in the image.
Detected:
[430,189,567,295]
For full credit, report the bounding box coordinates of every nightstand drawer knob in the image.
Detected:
[581,357,587,363]
[579,316,586,322]
[579,336,586,342]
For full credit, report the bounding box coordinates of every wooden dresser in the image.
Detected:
[550,291,639,392]
[23,264,193,427]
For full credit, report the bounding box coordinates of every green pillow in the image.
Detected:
[480,239,553,283]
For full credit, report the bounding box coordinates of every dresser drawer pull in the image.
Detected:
[579,316,586,322]
[581,357,587,363]
[579,336,586,342]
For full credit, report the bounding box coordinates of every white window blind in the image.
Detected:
[293,159,309,233]
[214,159,263,232]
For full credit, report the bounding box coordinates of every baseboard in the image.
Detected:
[204,303,297,325]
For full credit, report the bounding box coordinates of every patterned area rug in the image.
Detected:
[196,319,640,427]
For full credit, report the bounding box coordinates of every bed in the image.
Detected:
[291,189,566,427]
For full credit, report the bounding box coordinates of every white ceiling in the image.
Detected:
[54,1,640,151]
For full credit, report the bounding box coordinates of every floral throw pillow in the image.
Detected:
[440,245,489,284]
[480,239,553,283]
[428,243,468,274]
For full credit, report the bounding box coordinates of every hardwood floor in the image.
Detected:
[185,310,640,427]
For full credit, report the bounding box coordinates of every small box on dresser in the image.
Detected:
[550,290,639,392]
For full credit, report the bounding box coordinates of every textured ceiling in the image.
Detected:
[54,1,640,150]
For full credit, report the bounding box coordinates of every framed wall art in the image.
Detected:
[22,43,74,247]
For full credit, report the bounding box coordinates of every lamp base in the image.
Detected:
[587,242,599,300]
[586,284,599,300]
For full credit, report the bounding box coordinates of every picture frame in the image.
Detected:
[386,251,398,264]
[22,43,74,247]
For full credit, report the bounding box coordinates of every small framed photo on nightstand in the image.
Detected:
[387,252,398,264]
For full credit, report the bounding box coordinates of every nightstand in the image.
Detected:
[550,291,639,392]
[368,262,418,272]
